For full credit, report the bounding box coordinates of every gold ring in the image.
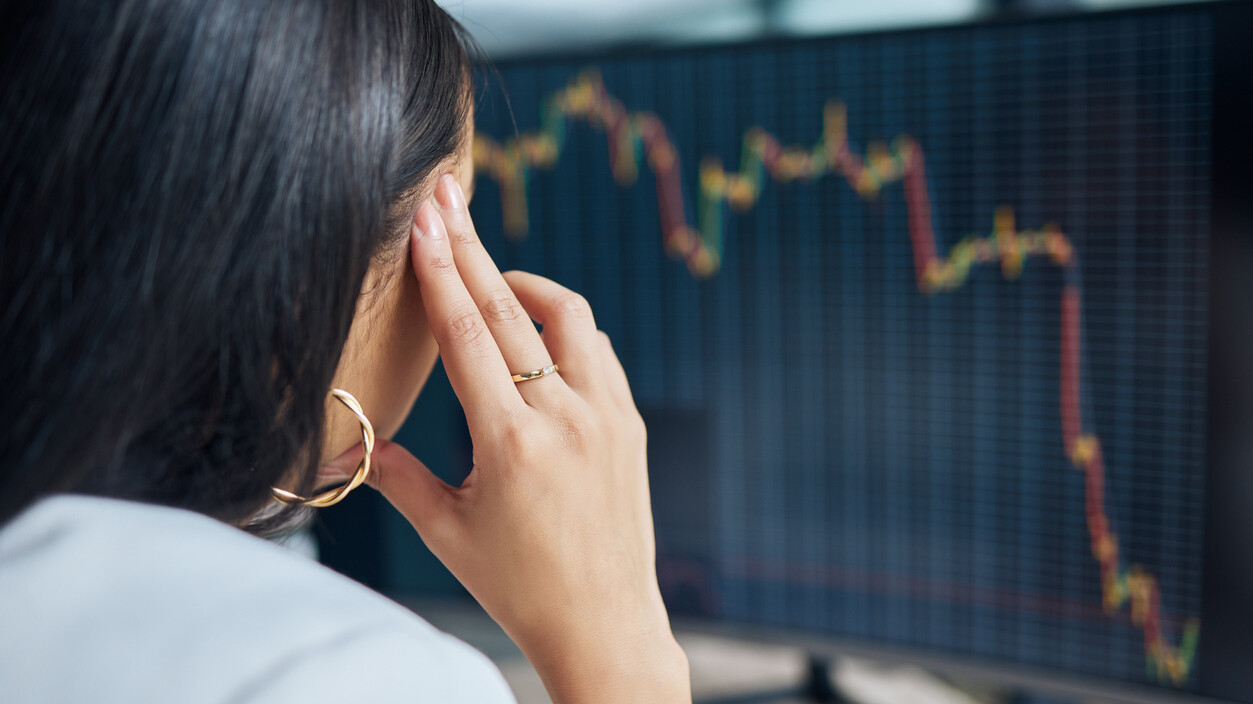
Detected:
[511,363,559,383]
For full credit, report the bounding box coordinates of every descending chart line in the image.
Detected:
[473,69,1201,685]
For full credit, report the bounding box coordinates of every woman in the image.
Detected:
[0,0,691,701]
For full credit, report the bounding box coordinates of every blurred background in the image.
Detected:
[310,1,1249,703]
[436,0,1206,57]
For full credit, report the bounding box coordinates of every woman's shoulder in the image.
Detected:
[0,495,515,704]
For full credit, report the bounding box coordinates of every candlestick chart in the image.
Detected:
[470,12,1210,693]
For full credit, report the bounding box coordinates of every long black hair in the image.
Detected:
[0,0,476,530]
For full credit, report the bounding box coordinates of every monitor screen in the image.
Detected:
[465,3,1253,701]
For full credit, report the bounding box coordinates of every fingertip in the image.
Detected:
[434,173,466,212]
[500,269,533,285]
[413,200,445,244]
[365,439,433,506]
[500,270,523,289]
[500,271,551,306]
[365,441,461,544]
[411,201,454,285]
[410,203,423,243]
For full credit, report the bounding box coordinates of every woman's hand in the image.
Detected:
[327,174,690,703]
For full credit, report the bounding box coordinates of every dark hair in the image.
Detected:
[0,0,476,530]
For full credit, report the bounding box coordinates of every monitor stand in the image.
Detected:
[697,654,848,704]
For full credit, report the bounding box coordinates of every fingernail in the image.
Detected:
[434,173,465,212]
[413,201,444,241]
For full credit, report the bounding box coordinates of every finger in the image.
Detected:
[597,331,637,414]
[433,174,566,405]
[411,201,523,428]
[359,439,458,543]
[316,442,369,487]
[502,270,603,394]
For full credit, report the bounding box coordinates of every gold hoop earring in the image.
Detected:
[271,388,375,508]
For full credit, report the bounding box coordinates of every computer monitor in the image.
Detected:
[462,2,1253,702]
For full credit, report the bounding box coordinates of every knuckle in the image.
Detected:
[497,407,531,441]
[426,252,455,271]
[553,417,589,453]
[444,309,488,347]
[499,414,547,464]
[449,217,477,246]
[553,292,593,321]
[629,412,648,445]
[552,401,597,449]
[480,292,525,324]
[498,418,524,449]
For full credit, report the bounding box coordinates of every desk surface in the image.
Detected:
[398,597,997,704]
